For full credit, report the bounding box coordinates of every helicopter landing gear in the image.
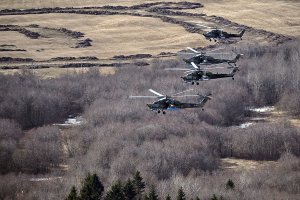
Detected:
[232,77,235,80]
[196,82,199,85]
[202,108,204,111]
[191,82,195,85]
[157,110,166,114]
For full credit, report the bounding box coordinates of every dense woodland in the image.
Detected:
[0,41,299,200]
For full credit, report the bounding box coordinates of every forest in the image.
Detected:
[0,41,299,200]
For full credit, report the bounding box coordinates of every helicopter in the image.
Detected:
[198,24,245,42]
[166,62,239,85]
[182,47,243,68]
[129,89,212,114]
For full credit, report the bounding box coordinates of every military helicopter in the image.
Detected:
[182,47,243,68]
[129,89,211,114]
[198,24,245,42]
[166,62,239,85]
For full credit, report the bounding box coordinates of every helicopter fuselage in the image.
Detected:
[147,98,202,112]
[181,70,234,84]
[184,55,233,65]
[203,29,245,41]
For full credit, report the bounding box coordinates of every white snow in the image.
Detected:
[29,177,62,182]
[53,116,84,126]
[238,106,275,129]
[248,106,275,113]
[239,122,254,129]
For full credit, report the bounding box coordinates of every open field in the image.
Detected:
[0,0,294,76]
[220,158,276,171]
[0,0,181,9]
[1,0,299,37]
[0,13,208,60]
[203,0,300,37]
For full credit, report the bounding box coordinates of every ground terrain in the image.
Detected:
[0,0,299,168]
[202,0,300,37]
[0,1,300,199]
[0,0,298,77]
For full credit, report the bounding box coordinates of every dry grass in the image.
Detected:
[202,0,300,37]
[0,13,208,60]
[1,0,299,79]
[0,0,176,9]
[289,119,300,129]
[220,158,276,171]
[0,67,116,78]
[256,108,300,131]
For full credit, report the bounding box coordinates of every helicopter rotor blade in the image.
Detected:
[195,53,205,57]
[197,24,224,30]
[172,89,194,96]
[165,68,192,71]
[198,93,213,99]
[177,52,198,55]
[184,70,197,74]
[206,47,225,53]
[149,89,164,97]
[129,96,158,99]
[196,24,212,29]
[202,66,228,70]
[172,94,201,98]
[206,52,227,55]
[191,62,199,69]
[187,47,200,53]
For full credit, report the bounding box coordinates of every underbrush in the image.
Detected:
[0,41,299,199]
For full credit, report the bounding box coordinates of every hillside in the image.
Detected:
[0,1,299,200]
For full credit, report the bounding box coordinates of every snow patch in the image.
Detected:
[248,106,275,113]
[29,177,62,182]
[239,122,254,129]
[53,115,84,126]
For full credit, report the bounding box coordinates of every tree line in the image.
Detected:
[65,171,232,200]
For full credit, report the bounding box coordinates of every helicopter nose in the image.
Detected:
[146,104,152,108]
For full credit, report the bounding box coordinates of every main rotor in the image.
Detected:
[129,89,200,101]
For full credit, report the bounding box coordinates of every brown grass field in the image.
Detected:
[0,0,166,9]
[1,0,299,39]
[0,66,116,78]
[0,0,299,76]
[202,0,300,37]
[220,158,276,171]
[0,14,208,60]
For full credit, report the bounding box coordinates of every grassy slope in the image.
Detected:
[1,0,299,37]
[202,0,300,37]
[0,14,208,60]
[0,0,191,9]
